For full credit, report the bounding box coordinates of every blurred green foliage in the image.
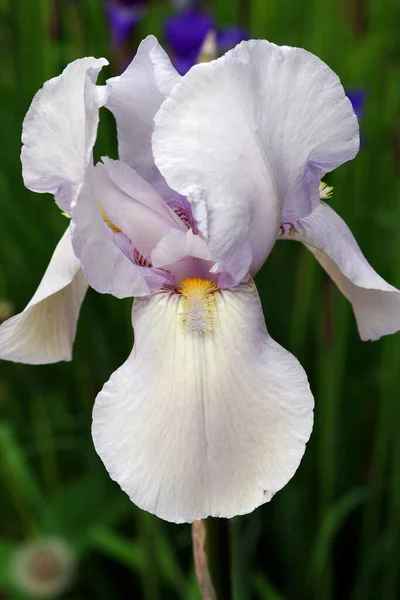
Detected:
[0,0,400,598]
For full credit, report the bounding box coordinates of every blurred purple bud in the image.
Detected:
[165,9,214,57]
[106,0,147,48]
[173,54,198,75]
[216,26,249,52]
[347,89,366,121]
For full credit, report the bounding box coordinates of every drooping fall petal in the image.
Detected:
[0,228,87,364]
[92,280,313,523]
[281,202,400,341]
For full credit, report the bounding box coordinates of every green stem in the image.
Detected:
[139,513,160,600]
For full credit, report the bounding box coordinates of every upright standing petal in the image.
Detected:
[21,57,108,213]
[0,228,88,364]
[280,202,400,340]
[105,36,180,194]
[92,280,313,523]
[153,40,359,282]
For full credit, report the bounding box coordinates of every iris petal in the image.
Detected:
[92,280,314,523]
[72,163,174,299]
[106,36,180,197]
[0,228,87,364]
[281,202,400,341]
[21,57,108,213]
[153,40,359,282]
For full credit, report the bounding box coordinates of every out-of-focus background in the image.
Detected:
[0,0,400,598]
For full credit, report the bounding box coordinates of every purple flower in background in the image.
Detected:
[172,54,199,76]
[217,26,249,52]
[165,9,249,74]
[347,89,366,146]
[347,89,366,121]
[106,0,148,48]
[166,8,213,56]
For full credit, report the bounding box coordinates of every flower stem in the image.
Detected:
[192,518,232,600]
[192,520,217,600]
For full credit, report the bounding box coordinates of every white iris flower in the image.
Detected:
[1,37,399,523]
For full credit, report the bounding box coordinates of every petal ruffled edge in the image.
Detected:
[280,202,400,341]
[92,280,314,522]
[105,36,180,195]
[21,57,108,213]
[153,39,359,283]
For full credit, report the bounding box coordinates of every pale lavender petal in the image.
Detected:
[105,36,181,197]
[72,164,172,298]
[22,57,108,213]
[0,227,88,364]
[280,202,400,341]
[151,228,211,267]
[153,40,359,284]
[92,280,313,522]
[167,194,198,231]
[97,158,186,258]
[151,228,213,283]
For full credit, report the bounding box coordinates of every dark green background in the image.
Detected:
[0,0,400,598]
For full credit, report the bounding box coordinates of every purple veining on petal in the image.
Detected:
[347,89,366,121]
[134,247,152,267]
[94,158,205,290]
[109,226,136,260]
[106,220,174,291]
[106,191,210,288]
[168,194,199,232]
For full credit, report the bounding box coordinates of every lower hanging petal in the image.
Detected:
[280,202,400,341]
[92,280,313,523]
[0,227,88,364]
